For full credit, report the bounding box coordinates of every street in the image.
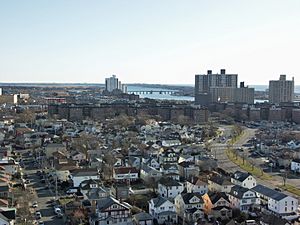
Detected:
[22,151,65,225]
[213,127,300,200]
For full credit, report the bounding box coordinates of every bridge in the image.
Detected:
[127,90,176,95]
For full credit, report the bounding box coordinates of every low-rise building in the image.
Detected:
[227,185,259,212]
[231,171,256,189]
[252,184,298,216]
[158,178,184,199]
[148,196,177,224]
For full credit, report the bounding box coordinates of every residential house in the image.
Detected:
[178,161,199,179]
[0,184,9,199]
[142,157,160,169]
[162,139,181,147]
[231,171,257,189]
[202,192,232,220]
[111,183,130,200]
[127,156,141,169]
[186,177,208,195]
[0,208,16,225]
[227,185,259,212]
[208,175,233,193]
[291,158,300,173]
[159,149,178,164]
[148,196,177,224]
[174,193,204,223]
[45,143,67,158]
[71,151,86,162]
[132,212,153,225]
[70,169,100,187]
[113,167,139,182]
[140,165,162,183]
[252,184,298,216]
[0,159,18,175]
[90,196,132,225]
[158,178,184,199]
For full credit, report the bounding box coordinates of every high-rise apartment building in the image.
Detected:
[105,75,119,92]
[105,75,127,93]
[269,75,294,104]
[195,69,253,105]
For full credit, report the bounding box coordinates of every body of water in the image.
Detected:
[127,85,194,101]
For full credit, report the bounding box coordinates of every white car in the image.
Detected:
[32,202,38,208]
[54,206,61,214]
[35,211,42,220]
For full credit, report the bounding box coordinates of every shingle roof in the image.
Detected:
[181,193,204,204]
[151,196,169,207]
[251,184,287,201]
[159,177,181,187]
[232,171,251,182]
[209,192,229,204]
[228,185,252,199]
[133,212,153,221]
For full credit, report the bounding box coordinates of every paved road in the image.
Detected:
[213,127,300,200]
[22,151,65,225]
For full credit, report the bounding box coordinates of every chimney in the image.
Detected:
[220,69,226,74]
[207,70,212,75]
[240,82,245,88]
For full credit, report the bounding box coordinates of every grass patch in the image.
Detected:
[279,184,300,197]
[59,197,74,205]
[226,149,272,180]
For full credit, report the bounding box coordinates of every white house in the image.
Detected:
[186,177,208,195]
[231,171,256,189]
[227,185,259,212]
[149,196,177,224]
[252,184,298,216]
[113,167,139,182]
[291,159,300,173]
[71,169,100,187]
[162,139,181,147]
[0,159,19,175]
[174,193,204,223]
[158,178,184,199]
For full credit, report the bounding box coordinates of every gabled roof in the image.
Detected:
[209,192,229,204]
[232,171,252,182]
[159,177,182,187]
[114,167,139,174]
[251,184,288,201]
[228,185,253,199]
[96,197,130,211]
[181,193,204,204]
[151,196,170,207]
[292,158,300,163]
[209,175,232,186]
[71,169,99,177]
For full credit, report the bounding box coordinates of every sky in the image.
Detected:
[0,0,299,85]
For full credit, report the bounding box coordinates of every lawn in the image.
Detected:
[279,184,300,197]
[226,149,271,180]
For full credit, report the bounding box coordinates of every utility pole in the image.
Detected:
[55,176,58,200]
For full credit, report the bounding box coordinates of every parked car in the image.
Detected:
[32,202,38,208]
[35,211,42,220]
[54,206,62,214]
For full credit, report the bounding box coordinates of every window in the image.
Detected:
[107,221,109,224]
[285,207,287,212]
